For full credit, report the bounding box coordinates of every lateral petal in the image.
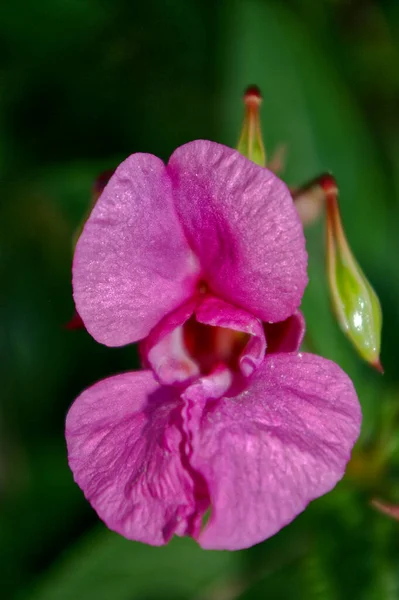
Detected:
[168,141,307,323]
[73,153,199,346]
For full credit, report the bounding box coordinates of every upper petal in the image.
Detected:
[66,371,196,545]
[73,153,200,346]
[184,352,361,550]
[168,141,308,322]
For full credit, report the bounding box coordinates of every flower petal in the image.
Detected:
[168,141,308,322]
[184,352,361,550]
[66,371,197,545]
[73,153,200,346]
[264,310,305,354]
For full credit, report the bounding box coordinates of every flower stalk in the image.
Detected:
[371,498,399,521]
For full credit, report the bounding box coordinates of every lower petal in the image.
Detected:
[66,371,196,545]
[185,352,361,550]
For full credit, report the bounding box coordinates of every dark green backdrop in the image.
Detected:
[2,1,399,598]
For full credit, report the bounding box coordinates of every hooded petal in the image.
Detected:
[73,153,199,346]
[142,294,267,386]
[184,353,361,550]
[195,295,266,377]
[66,371,197,546]
[168,141,307,322]
[264,310,305,354]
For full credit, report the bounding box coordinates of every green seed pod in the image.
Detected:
[323,175,383,371]
[237,85,266,167]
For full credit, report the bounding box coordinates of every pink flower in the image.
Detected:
[66,140,361,550]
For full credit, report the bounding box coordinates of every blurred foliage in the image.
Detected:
[1,0,399,598]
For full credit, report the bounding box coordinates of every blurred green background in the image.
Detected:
[1,0,399,598]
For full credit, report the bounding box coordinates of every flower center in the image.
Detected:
[183,317,249,375]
